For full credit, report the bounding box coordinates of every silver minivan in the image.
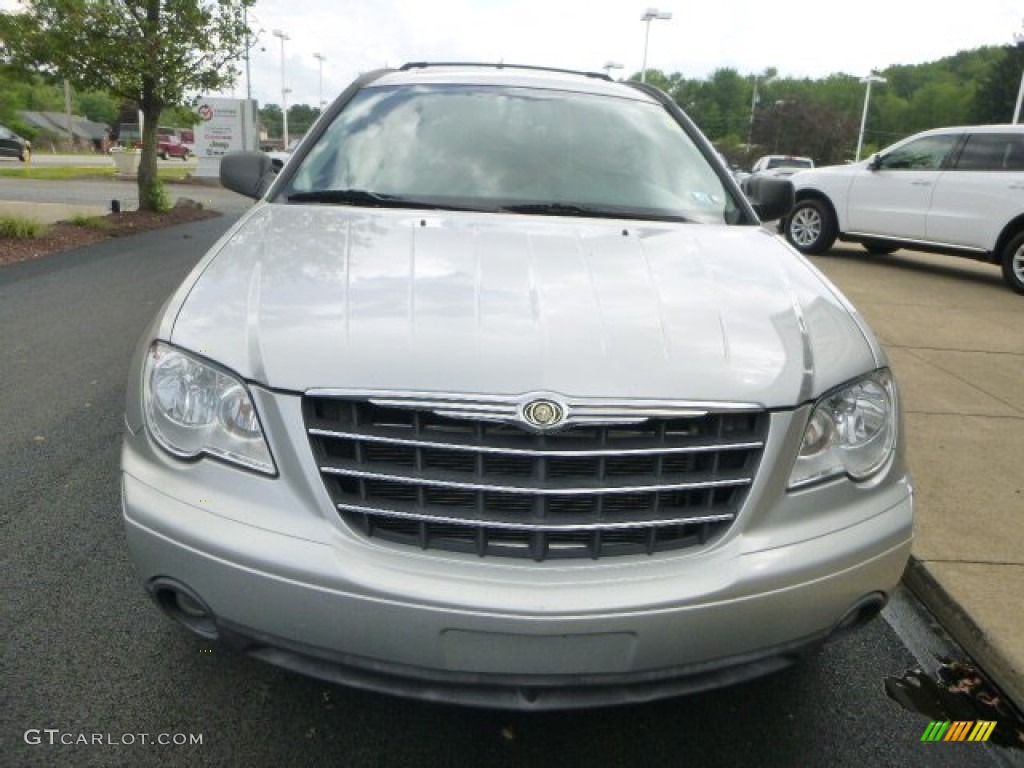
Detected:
[121,63,912,709]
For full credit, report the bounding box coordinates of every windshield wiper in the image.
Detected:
[498,202,690,222]
[287,189,485,212]
[288,189,413,206]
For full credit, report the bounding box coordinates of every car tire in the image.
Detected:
[158,151,167,160]
[862,240,898,255]
[1002,231,1024,295]
[785,199,837,255]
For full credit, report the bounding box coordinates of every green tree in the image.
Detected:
[287,104,321,137]
[259,103,283,139]
[160,104,200,129]
[76,90,119,125]
[628,68,673,92]
[973,44,1024,123]
[1,1,252,211]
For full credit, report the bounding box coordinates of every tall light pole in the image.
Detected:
[855,73,886,162]
[272,29,290,148]
[603,61,624,78]
[640,8,672,84]
[63,79,74,149]
[1013,20,1024,124]
[313,52,327,110]
[747,75,776,149]
[244,7,252,101]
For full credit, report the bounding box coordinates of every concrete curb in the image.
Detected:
[903,556,1023,712]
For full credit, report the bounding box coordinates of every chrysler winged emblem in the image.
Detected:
[522,398,565,429]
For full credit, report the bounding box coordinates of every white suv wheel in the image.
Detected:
[1003,233,1024,295]
[791,207,821,246]
[786,199,837,255]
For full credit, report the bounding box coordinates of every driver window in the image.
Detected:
[879,135,959,171]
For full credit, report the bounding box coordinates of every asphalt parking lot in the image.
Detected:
[2,191,1022,765]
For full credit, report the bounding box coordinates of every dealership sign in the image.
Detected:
[193,97,258,177]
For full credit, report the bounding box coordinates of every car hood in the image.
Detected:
[168,205,878,407]
[790,160,869,185]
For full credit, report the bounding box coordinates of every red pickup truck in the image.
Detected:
[157,135,190,160]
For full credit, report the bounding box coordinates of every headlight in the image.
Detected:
[788,369,897,489]
[143,342,276,474]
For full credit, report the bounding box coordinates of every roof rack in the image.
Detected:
[400,62,612,82]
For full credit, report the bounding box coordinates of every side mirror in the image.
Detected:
[220,152,277,199]
[868,154,882,171]
[741,175,794,222]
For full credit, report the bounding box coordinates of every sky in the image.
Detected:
[2,0,1022,109]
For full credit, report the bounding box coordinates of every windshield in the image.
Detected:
[283,84,742,224]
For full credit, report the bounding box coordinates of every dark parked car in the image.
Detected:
[0,124,31,161]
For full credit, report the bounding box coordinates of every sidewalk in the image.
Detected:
[813,243,1024,711]
[0,200,107,224]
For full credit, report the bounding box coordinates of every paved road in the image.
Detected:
[0,175,254,214]
[1,152,199,169]
[3,219,1020,768]
[3,152,197,165]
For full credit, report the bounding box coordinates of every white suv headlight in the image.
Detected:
[143,342,275,474]
[788,369,897,489]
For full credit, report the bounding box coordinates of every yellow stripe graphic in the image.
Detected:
[968,721,997,742]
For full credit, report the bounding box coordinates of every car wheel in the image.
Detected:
[786,199,837,255]
[158,151,167,160]
[1002,231,1024,295]
[862,240,898,255]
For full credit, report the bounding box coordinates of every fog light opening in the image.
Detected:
[149,578,219,640]
[831,593,887,640]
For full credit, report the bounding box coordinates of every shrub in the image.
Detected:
[0,215,47,239]
[142,179,173,213]
[69,214,111,230]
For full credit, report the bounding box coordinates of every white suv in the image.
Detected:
[783,125,1024,294]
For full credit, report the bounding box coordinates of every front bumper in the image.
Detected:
[122,399,912,709]
[212,610,833,709]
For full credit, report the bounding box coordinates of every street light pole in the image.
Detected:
[1013,22,1024,124]
[855,73,886,162]
[313,52,326,110]
[63,79,74,150]
[244,7,252,101]
[640,8,672,84]
[272,29,290,148]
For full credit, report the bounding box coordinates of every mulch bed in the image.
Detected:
[1,205,222,266]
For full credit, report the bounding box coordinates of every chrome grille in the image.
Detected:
[304,395,767,561]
